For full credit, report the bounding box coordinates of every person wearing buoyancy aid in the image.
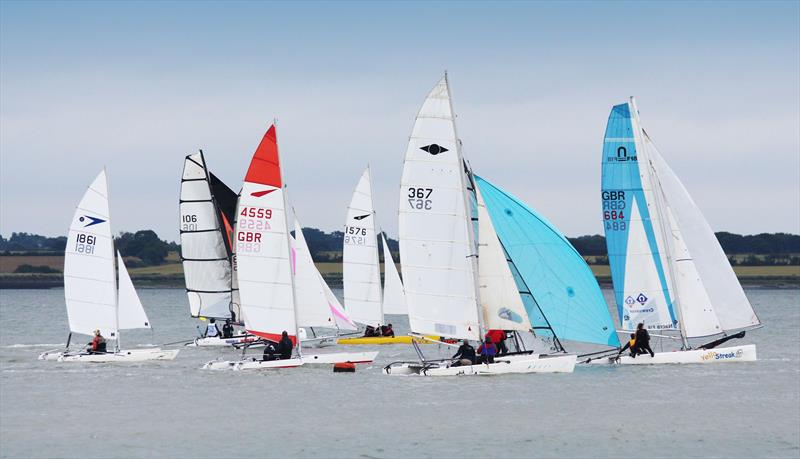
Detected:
[618,333,637,357]
[87,330,107,354]
[221,320,234,339]
[205,318,220,338]
[477,336,497,364]
[486,329,508,355]
[633,322,655,358]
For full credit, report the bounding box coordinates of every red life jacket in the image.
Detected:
[91,335,102,351]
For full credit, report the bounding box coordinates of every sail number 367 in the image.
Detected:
[408,187,433,210]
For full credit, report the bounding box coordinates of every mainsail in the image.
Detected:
[64,170,118,338]
[236,125,298,343]
[179,153,239,321]
[601,98,759,339]
[343,166,383,326]
[398,75,480,341]
[476,175,620,347]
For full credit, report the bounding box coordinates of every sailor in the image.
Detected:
[451,340,476,366]
[486,330,508,355]
[380,324,395,338]
[363,325,377,337]
[477,336,497,364]
[87,329,107,354]
[633,323,655,358]
[617,333,637,357]
[205,318,220,338]
[221,320,234,339]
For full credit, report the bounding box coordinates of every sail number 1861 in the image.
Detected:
[75,233,96,254]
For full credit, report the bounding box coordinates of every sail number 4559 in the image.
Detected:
[408,187,433,210]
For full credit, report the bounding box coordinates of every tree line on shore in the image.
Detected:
[2,229,799,271]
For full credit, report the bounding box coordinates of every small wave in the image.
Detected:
[3,343,64,348]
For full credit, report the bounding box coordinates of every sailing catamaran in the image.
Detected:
[179,152,255,347]
[383,75,576,376]
[589,98,760,365]
[338,166,420,345]
[202,125,377,370]
[39,170,179,362]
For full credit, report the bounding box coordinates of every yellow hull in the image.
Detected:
[337,335,447,345]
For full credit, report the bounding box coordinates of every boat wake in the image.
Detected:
[4,343,65,348]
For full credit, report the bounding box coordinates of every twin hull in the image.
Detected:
[202,351,380,370]
[384,354,577,376]
[38,348,180,362]
[585,344,757,365]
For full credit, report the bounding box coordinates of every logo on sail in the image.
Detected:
[250,189,276,198]
[420,144,448,155]
[497,307,523,324]
[636,293,648,305]
[79,215,106,227]
[609,146,637,162]
[353,214,371,221]
[625,296,635,305]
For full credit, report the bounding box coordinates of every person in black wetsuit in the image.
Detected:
[380,324,395,338]
[451,340,476,367]
[221,320,234,339]
[263,331,294,361]
[633,323,655,358]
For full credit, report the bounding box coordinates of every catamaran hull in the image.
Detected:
[384,354,576,376]
[337,335,449,345]
[202,358,304,371]
[301,351,378,364]
[185,336,259,347]
[38,348,180,362]
[585,344,757,365]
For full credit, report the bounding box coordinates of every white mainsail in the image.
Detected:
[475,185,531,331]
[64,170,118,338]
[380,234,407,315]
[179,153,236,320]
[343,166,383,326]
[116,251,151,330]
[398,75,481,341]
[235,125,298,343]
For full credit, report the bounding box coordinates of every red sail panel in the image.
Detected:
[247,329,297,346]
[244,125,282,187]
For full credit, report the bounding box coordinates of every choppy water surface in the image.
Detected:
[1,288,798,458]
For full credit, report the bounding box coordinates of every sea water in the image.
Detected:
[0,288,798,458]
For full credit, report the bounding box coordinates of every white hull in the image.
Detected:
[38,348,180,362]
[185,335,258,347]
[202,357,304,371]
[301,351,378,365]
[585,344,757,365]
[384,354,576,376]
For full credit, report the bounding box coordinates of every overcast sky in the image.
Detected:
[1,1,798,242]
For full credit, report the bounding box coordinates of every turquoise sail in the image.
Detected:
[475,176,620,347]
[601,102,676,331]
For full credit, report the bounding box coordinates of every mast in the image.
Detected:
[366,164,385,325]
[446,73,484,339]
[107,167,121,353]
[630,97,690,349]
[277,123,302,358]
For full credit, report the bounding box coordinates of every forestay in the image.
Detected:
[398,75,480,341]
[476,176,619,347]
[179,153,237,320]
[380,234,407,315]
[64,170,118,338]
[116,251,151,330]
[475,186,531,331]
[236,125,297,344]
[343,166,383,326]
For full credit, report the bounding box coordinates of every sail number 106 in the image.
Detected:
[408,187,433,210]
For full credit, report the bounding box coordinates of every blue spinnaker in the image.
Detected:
[475,175,620,347]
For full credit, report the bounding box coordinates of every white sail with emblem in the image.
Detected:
[398,74,480,341]
[343,166,383,327]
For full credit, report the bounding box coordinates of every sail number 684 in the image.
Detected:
[408,187,433,210]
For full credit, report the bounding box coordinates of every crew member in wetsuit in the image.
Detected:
[87,329,107,354]
[477,336,497,364]
[364,325,377,337]
[633,323,655,358]
[221,320,234,339]
[617,333,637,358]
[451,340,476,366]
[263,331,294,361]
[205,318,220,338]
[380,324,395,338]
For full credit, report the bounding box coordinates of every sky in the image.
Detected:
[1,1,798,242]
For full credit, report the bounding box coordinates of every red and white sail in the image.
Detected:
[235,125,297,344]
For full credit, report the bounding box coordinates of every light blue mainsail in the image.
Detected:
[475,175,620,348]
[601,101,677,331]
